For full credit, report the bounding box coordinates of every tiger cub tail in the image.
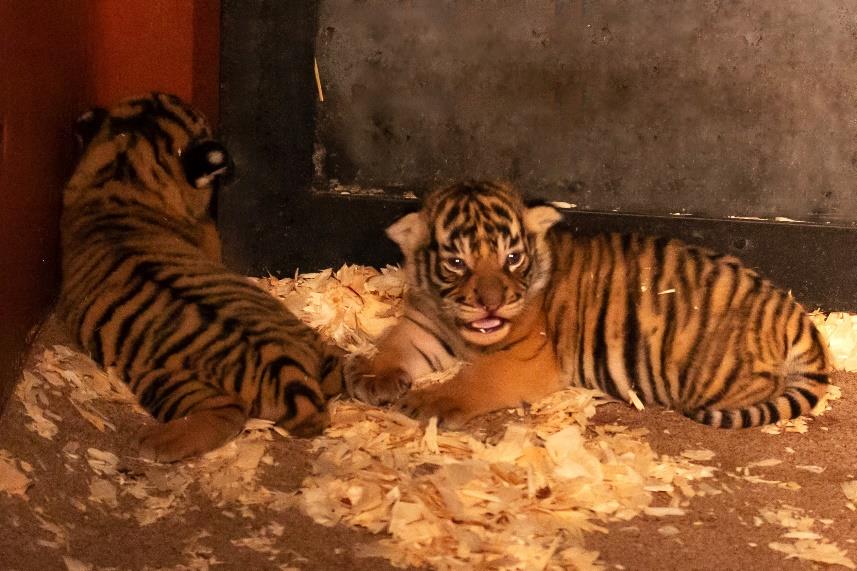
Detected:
[685,312,831,429]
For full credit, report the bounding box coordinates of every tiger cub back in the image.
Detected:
[59,93,343,461]
[347,181,831,429]
[547,231,830,428]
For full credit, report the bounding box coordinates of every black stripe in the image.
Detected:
[784,392,803,419]
[320,354,338,380]
[751,287,770,359]
[720,411,734,428]
[791,320,805,348]
[282,382,324,419]
[642,338,658,404]
[679,266,716,400]
[593,267,616,397]
[620,233,633,253]
[413,342,438,371]
[72,250,136,318]
[132,298,185,369]
[227,353,248,395]
[161,387,205,421]
[808,325,825,358]
[86,278,147,364]
[491,204,512,221]
[139,371,172,409]
[740,408,752,428]
[697,356,742,409]
[114,287,162,367]
[151,325,205,369]
[623,264,640,394]
[764,401,780,424]
[198,334,244,381]
[266,354,311,386]
[795,387,819,409]
[442,202,461,229]
[149,374,200,417]
[65,247,124,298]
[90,331,105,365]
[675,249,694,309]
[658,285,676,400]
[802,373,829,383]
[758,403,769,425]
[576,243,591,388]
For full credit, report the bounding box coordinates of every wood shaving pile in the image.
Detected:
[2,264,854,570]
[250,265,852,569]
[253,265,404,353]
[810,312,857,372]
[0,449,31,498]
[298,394,716,570]
[12,346,297,532]
[756,504,855,568]
[844,481,857,512]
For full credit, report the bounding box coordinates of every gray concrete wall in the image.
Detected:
[315,1,857,224]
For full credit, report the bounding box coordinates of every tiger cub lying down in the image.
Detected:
[347,181,832,429]
[59,93,343,462]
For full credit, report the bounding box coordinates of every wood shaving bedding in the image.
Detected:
[758,505,855,569]
[811,312,857,372]
[3,263,854,570]
[296,394,717,569]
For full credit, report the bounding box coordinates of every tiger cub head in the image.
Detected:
[66,92,233,222]
[388,181,562,346]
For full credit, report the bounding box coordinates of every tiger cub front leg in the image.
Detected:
[347,318,457,406]
[346,353,414,406]
[396,334,563,428]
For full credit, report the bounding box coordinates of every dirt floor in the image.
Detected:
[2,312,856,571]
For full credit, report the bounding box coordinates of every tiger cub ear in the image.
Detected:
[386,212,430,252]
[73,107,109,151]
[181,140,235,189]
[524,204,563,235]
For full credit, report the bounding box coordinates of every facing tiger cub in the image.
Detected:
[58,93,343,462]
[347,181,831,429]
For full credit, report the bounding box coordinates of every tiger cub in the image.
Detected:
[347,181,832,429]
[59,93,343,462]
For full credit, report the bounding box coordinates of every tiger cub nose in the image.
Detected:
[475,276,504,312]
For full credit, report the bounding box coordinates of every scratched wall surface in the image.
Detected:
[314,1,857,224]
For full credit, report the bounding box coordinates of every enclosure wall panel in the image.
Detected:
[0,2,89,414]
[314,1,857,224]
[220,1,857,311]
[0,0,221,415]
[86,0,221,122]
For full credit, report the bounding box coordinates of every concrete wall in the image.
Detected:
[315,1,857,223]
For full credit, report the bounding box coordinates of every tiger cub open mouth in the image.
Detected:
[465,317,507,334]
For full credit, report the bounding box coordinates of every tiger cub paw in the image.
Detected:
[395,387,472,429]
[137,405,247,463]
[346,355,412,406]
[278,408,330,438]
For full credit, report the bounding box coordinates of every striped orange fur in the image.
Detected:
[348,181,831,429]
[58,93,343,461]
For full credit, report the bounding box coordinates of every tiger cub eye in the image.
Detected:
[505,252,523,268]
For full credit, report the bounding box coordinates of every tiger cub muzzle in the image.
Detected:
[453,271,524,345]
